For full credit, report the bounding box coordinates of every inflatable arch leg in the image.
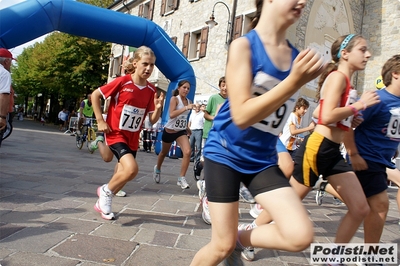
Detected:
[0,0,196,155]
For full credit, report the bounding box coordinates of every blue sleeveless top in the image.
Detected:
[203,30,299,173]
[355,89,400,168]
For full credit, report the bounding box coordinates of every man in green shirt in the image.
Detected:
[202,77,228,143]
[77,93,94,133]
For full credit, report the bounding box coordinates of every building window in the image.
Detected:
[242,12,256,35]
[109,56,123,78]
[232,15,244,40]
[138,0,155,20]
[160,0,179,16]
[182,27,209,60]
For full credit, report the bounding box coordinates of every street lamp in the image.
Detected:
[205,1,232,47]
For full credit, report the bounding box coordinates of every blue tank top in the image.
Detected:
[354,89,400,168]
[204,30,299,173]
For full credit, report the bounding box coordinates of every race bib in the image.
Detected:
[172,114,187,131]
[386,107,400,139]
[119,104,145,132]
[340,89,358,128]
[251,71,296,135]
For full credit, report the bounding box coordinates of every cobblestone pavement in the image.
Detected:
[0,119,399,266]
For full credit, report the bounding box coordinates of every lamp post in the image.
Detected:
[205,0,238,47]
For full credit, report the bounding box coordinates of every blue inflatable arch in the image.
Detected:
[0,0,196,154]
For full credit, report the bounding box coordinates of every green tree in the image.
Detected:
[79,0,114,8]
[11,0,114,122]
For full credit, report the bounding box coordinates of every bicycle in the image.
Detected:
[76,118,97,153]
[1,116,12,141]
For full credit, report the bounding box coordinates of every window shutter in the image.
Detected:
[111,57,122,77]
[171,36,177,44]
[199,27,209,58]
[182,32,190,58]
[148,0,155,20]
[138,4,143,17]
[160,0,166,16]
[232,15,243,41]
[173,0,179,10]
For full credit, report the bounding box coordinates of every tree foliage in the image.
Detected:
[11,0,114,119]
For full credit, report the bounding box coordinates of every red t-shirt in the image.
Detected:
[99,75,156,151]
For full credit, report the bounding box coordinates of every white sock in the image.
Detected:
[250,220,258,229]
[104,184,112,194]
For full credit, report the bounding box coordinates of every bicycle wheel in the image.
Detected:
[87,128,96,153]
[76,135,83,149]
[88,128,96,141]
[2,119,13,140]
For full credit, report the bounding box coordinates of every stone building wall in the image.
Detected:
[362,0,400,91]
[109,0,399,103]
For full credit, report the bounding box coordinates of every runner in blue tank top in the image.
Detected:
[190,1,326,265]
[344,54,400,245]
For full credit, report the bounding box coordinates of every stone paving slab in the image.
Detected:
[52,234,138,265]
[0,227,73,253]
[1,252,80,266]
[0,119,399,265]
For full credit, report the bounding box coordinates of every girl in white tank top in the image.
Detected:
[164,94,191,131]
[154,80,193,190]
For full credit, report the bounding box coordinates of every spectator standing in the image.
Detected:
[152,117,162,148]
[188,103,204,162]
[202,77,228,151]
[58,108,68,131]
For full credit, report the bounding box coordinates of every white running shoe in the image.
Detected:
[238,223,255,261]
[115,190,126,197]
[314,178,327,205]
[222,240,245,266]
[153,165,161,183]
[239,186,255,203]
[202,196,211,225]
[197,180,206,199]
[177,176,190,189]
[238,223,253,231]
[249,203,262,219]
[333,197,345,206]
[241,246,254,261]
[93,185,115,220]
[315,189,326,206]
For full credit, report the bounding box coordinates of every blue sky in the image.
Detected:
[0,0,47,57]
